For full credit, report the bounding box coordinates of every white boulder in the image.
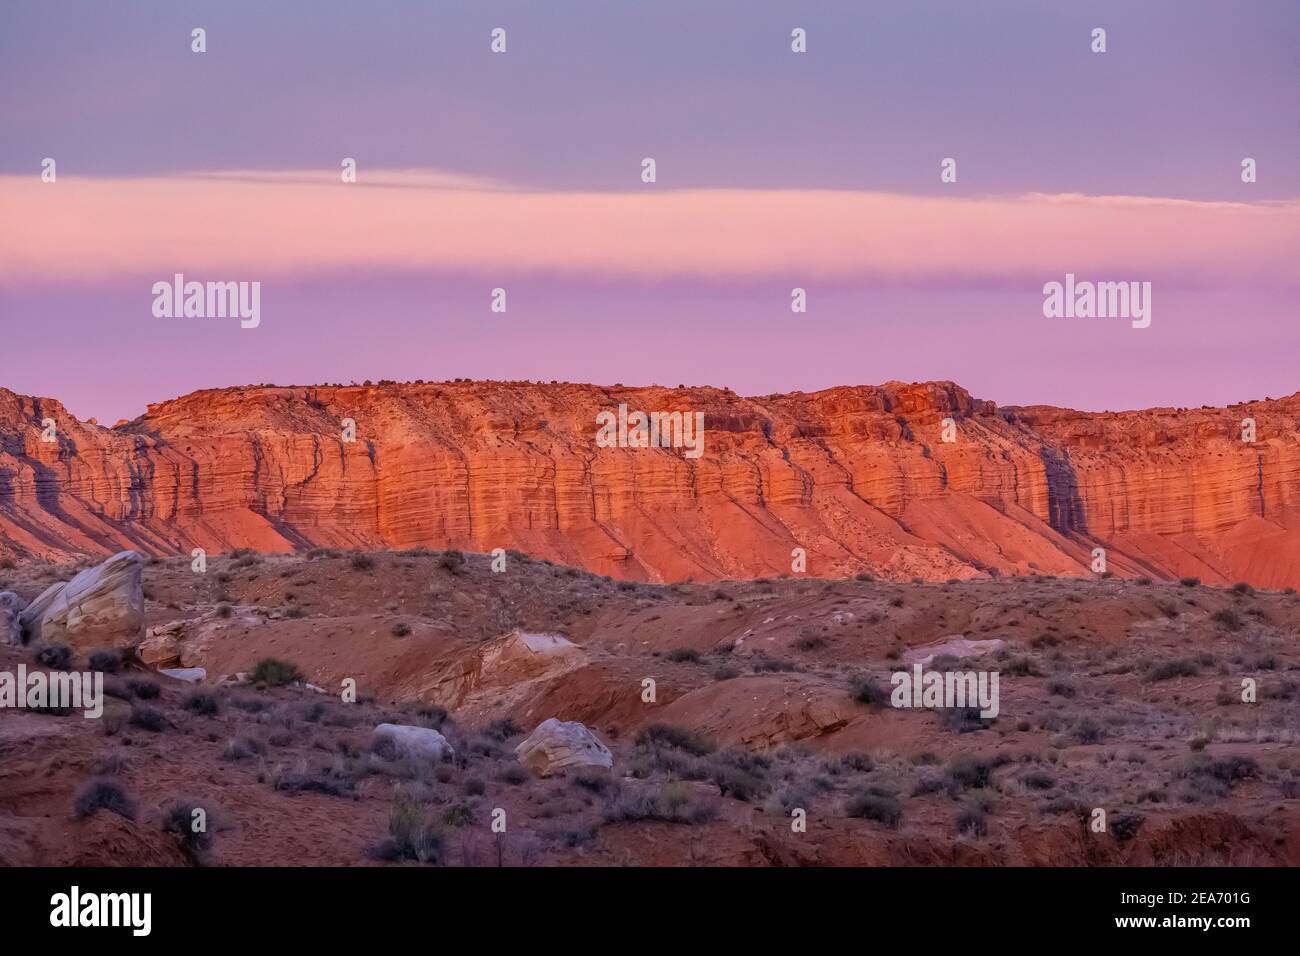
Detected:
[0,592,22,645]
[372,723,454,761]
[515,717,612,776]
[903,636,1005,667]
[159,667,206,683]
[19,551,145,649]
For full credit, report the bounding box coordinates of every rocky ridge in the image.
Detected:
[2,380,1298,586]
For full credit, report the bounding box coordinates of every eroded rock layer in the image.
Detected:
[2,380,1299,586]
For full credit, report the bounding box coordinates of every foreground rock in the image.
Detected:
[0,592,21,645]
[159,667,206,683]
[19,551,145,649]
[371,723,454,761]
[902,636,1005,667]
[138,620,187,668]
[426,630,587,708]
[515,718,612,776]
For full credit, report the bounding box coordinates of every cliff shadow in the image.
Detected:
[1039,446,1087,534]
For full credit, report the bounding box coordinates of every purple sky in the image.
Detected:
[1,0,1297,423]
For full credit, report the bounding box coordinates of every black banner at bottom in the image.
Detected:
[0,865,1280,941]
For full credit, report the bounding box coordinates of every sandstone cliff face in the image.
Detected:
[2,380,1299,587]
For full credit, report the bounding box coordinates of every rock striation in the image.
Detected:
[2,381,1299,587]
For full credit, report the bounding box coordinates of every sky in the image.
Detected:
[1,0,1297,423]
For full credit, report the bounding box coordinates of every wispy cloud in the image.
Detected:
[4,171,1297,287]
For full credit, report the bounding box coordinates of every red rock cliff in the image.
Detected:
[2,380,1299,587]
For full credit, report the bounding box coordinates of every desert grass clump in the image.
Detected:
[129,704,167,732]
[93,753,129,776]
[1193,755,1260,784]
[391,622,412,637]
[376,791,445,864]
[1110,812,1144,842]
[795,630,828,651]
[350,553,375,572]
[940,706,991,734]
[604,783,717,825]
[415,704,449,728]
[87,648,122,673]
[1145,658,1199,682]
[230,693,272,713]
[636,723,715,757]
[436,550,466,574]
[183,689,221,717]
[631,724,716,781]
[441,801,477,828]
[1073,717,1105,744]
[838,752,874,774]
[162,800,214,861]
[125,676,159,697]
[850,674,891,707]
[1046,679,1076,698]
[956,805,987,837]
[845,789,903,827]
[270,761,355,798]
[464,736,503,759]
[250,657,303,688]
[571,770,613,794]
[1000,656,1041,677]
[499,764,529,786]
[299,700,327,723]
[665,647,701,663]
[483,717,522,742]
[770,784,812,815]
[35,644,72,670]
[1021,769,1056,790]
[1262,680,1297,701]
[705,749,771,802]
[221,736,265,761]
[74,779,137,821]
[1179,577,1200,588]
[945,755,994,792]
[1211,607,1244,632]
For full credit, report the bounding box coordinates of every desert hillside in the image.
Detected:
[2,380,1300,586]
[1,549,1297,866]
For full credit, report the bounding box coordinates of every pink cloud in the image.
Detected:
[3,171,1296,287]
